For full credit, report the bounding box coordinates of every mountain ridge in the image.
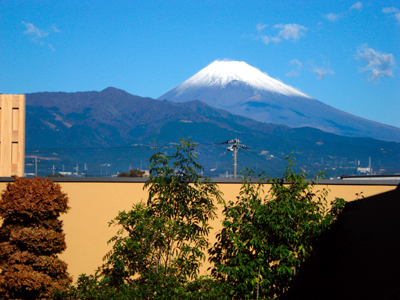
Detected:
[158,60,400,143]
[26,87,286,148]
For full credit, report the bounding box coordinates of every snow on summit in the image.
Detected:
[163,60,310,99]
[157,60,400,143]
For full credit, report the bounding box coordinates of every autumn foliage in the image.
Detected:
[0,176,72,299]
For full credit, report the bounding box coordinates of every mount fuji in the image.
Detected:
[159,60,400,142]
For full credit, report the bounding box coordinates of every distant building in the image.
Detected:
[357,157,373,175]
[59,172,73,176]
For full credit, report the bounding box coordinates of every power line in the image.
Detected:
[25,140,288,177]
[25,141,228,154]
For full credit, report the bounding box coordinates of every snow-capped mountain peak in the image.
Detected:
[166,60,310,99]
[157,60,400,143]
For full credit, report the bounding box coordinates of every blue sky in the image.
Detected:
[1,0,399,127]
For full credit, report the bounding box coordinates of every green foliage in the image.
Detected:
[58,138,225,299]
[54,273,229,300]
[102,138,223,284]
[0,176,72,299]
[209,155,346,299]
[117,169,145,178]
[53,273,136,300]
[56,150,346,299]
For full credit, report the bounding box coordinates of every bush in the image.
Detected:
[209,156,346,299]
[54,273,230,300]
[117,169,145,177]
[0,177,72,299]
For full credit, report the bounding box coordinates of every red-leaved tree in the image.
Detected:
[0,177,72,299]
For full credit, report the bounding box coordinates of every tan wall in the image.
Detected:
[0,181,396,282]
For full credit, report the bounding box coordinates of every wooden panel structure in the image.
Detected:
[0,95,25,176]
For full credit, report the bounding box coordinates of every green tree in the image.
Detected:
[0,177,72,299]
[209,156,346,299]
[76,138,225,297]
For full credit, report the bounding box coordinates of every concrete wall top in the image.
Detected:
[0,176,399,186]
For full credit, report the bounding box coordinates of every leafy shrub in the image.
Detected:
[54,273,229,300]
[117,169,145,177]
[209,156,346,299]
[0,177,72,299]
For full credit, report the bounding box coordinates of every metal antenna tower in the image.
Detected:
[223,139,249,178]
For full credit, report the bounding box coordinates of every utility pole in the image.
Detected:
[223,139,249,179]
[233,145,238,178]
[369,157,372,174]
[35,157,38,177]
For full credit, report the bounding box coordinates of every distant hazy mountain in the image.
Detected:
[24,88,400,177]
[158,60,400,143]
[25,87,284,148]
